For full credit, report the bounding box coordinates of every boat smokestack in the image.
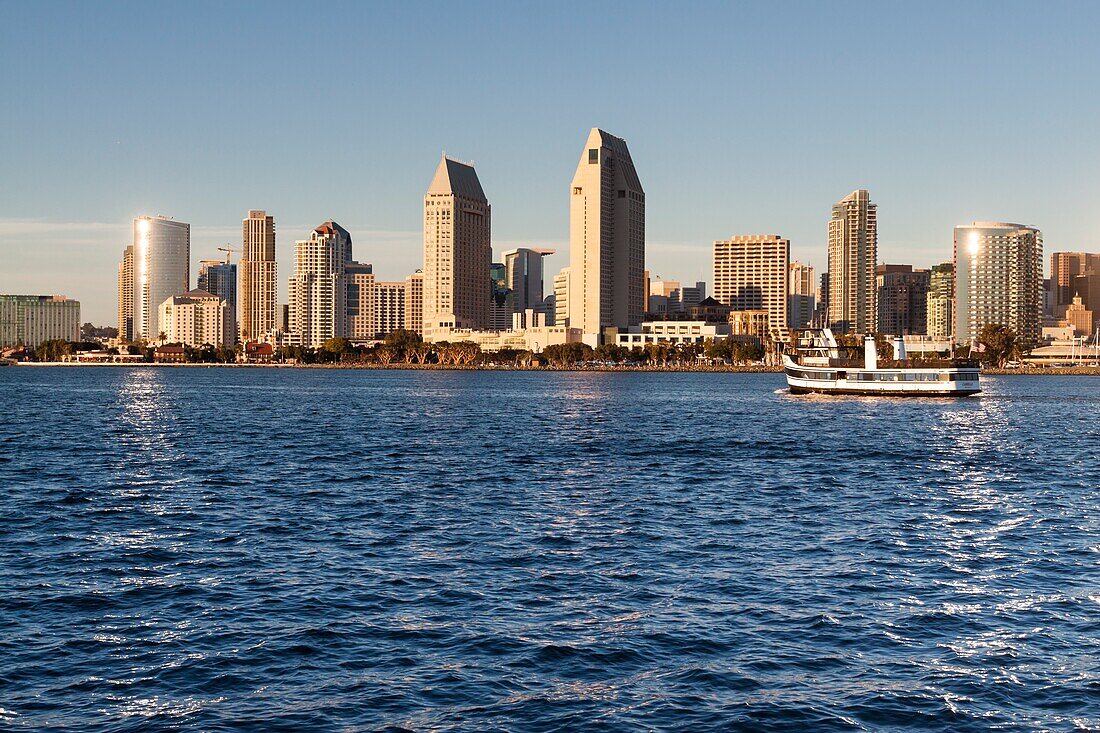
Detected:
[864,336,878,370]
[893,337,906,361]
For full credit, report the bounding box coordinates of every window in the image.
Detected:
[618,190,626,198]
[573,187,582,195]
[588,148,599,164]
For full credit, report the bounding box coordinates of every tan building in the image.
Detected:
[827,190,877,333]
[712,235,790,339]
[788,260,815,329]
[404,271,423,336]
[288,222,350,348]
[117,245,134,341]
[553,267,570,326]
[0,295,80,348]
[423,156,491,339]
[375,281,407,337]
[1049,252,1100,316]
[568,128,645,341]
[346,262,375,341]
[926,262,954,339]
[239,210,277,341]
[953,222,1042,344]
[157,290,232,347]
[1064,295,1093,337]
[729,310,772,340]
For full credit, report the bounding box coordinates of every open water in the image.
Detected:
[1,367,1098,732]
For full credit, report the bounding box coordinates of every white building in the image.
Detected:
[616,320,732,348]
[133,216,190,341]
[288,222,350,348]
[157,290,232,347]
[953,222,1042,344]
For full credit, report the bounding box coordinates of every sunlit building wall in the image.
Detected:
[953,222,1042,344]
[133,216,190,341]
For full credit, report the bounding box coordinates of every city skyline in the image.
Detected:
[5,3,1100,323]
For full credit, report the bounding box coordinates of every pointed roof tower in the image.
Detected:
[427,156,486,201]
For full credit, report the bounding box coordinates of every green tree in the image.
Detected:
[977,324,1020,367]
[35,339,71,362]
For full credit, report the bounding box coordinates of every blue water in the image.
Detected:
[1,368,1098,731]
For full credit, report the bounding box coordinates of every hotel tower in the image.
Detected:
[568,128,645,341]
[953,222,1042,344]
[131,216,190,341]
[239,210,277,341]
[422,156,491,339]
[827,189,877,334]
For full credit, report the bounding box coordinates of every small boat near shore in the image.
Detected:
[783,329,980,397]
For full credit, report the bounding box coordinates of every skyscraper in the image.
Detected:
[713,235,790,339]
[568,128,645,341]
[926,263,954,339]
[827,190,877,334]
[788,261,816,329]
[554,267,570,327]
[503,248,556,315]
[287,222,349,348]
[953,222,1042,344]
[345,261,375,340]
[404,271,424,336]
[876,264,930,335]
[375,281,407,337]
[1049,252,1100,316]
[117,245,133,342]
[423,156,491,339]
[132,216,190,341]
[239,210,276,341]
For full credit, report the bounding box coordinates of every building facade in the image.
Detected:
[953,222,1043,344]
[553,267,570,327]
[288,222,349,348]
[117,245,134,342]
[132,216,190,341]
[0,295,81,348]
[926,262,954,339]
[346,262,375,341]
[503,247,555,315]
[158,289,232,347]
[423,156,491,339]
[827,190,877,333]
[375,281,407,337]
[876,264,930,335]
[568,128,645,341]
[788,260,816,329]
[198,259,237,340]
[712,235,790,339]
[404,271,423,336]
[239,210,277,341]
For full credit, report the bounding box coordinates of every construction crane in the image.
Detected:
[217,245,238,264]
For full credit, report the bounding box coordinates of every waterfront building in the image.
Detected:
[0,295,81,348]
[926,263,954,339]
[430,312,583,353]
[616,320,731,348]
[876,264,930,335]
[117,245,134,341]
[288,222,350,348]
[553,267,570,327]
[788,261,815,329]
[158,289,232,348]
[503,247,556,315]
[728,309,772,341]
[568,128,645,341]
[132,216,190,341]
[375,281,407,337]
[404,271,423,336]
[954,222,1043,344]
[239,210,277,341]
[346,262,375,341]
[712,235,790,339]
[423,156,491,339]
[827,190,877,333]
[198,259,237,340]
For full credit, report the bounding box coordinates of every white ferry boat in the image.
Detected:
[783,329,980,397]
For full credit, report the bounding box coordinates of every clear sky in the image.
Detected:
[3,0,1100,324]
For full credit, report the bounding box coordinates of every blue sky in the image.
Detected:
[3,1,1100,323]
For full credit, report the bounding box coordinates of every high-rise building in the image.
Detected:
[198,259,237,340]
[489,261,513,331]
[404,271,423,336]
[423,156,491,339]
[926,263,954,339]
[827,190,877,333]
[788,261,816,329]
[117,245,134,341]
[1064,295,1093,337]
[554,267,570,327]
[239,210,277,341]
[953,222,1042,344]
[503,248,556,315]
[876,264,930,335]
[375,281,407,337]
[0,295,80,348]
[287,222,350,348]
[1049,252,1100,318]
[568,128,645,340]
[346,261,375,340]
[158,289,233,348]
[132,216,190,341]
[713,235,790,339]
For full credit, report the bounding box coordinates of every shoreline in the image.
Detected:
[10,361,1100,375]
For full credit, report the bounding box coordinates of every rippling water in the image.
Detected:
[2,367,1099,731]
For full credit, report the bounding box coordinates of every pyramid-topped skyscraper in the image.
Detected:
[422,156,491,339]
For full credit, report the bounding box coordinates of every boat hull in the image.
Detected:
[787,384,980,397]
